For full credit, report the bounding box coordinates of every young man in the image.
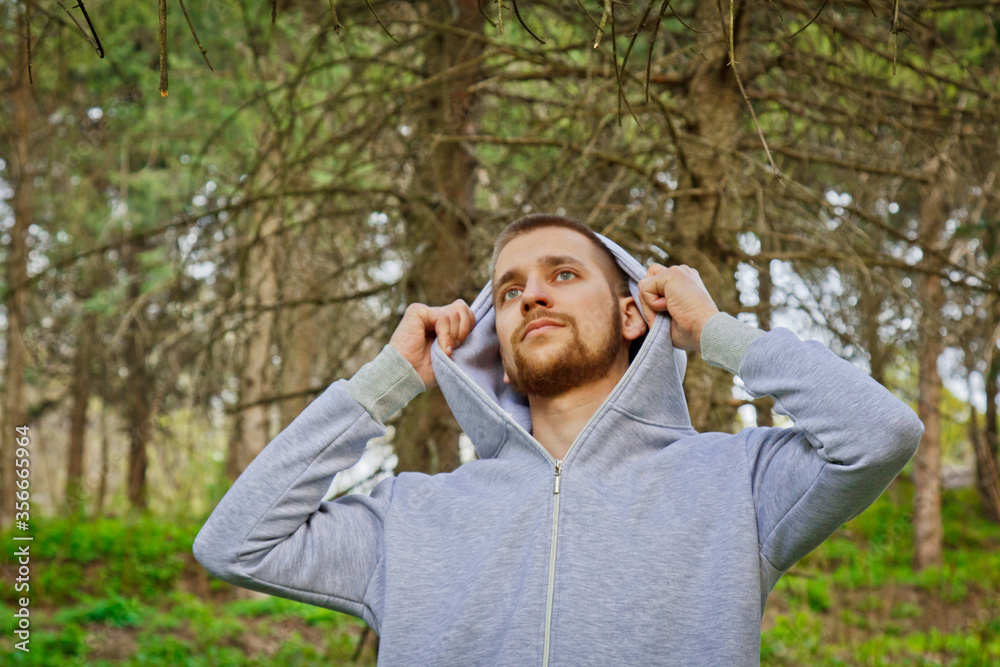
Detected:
[194,214,924,666]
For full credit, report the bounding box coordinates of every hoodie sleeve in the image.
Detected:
[192,344,424,630]
[700,313,924,578]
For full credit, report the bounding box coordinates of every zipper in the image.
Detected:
[542,459,562,667]
[433,314,663,666]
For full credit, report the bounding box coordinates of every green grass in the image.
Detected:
[1,480,997,665]
[0,516,373,666]
[761,482,1000,666]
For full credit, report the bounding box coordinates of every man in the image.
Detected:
[193,214,924,666]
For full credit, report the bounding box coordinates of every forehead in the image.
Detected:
[493,227,604,275]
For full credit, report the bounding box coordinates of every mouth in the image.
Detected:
[521,320,565,340]
[523,324,563,339]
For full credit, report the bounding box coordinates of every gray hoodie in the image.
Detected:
[193,232,924,666]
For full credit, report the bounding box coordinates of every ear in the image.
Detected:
[620,296,648,342]
[503,370,510,384]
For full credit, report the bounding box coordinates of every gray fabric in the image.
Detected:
[343,343,425,425]
[193,232,924,666]
[701,311,766,376]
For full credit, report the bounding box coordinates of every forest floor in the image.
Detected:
[1,480,998,666]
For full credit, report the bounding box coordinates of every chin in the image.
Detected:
[516,339,564,360]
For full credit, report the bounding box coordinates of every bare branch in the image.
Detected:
[511,0,546,44]
[158,0,167,96]
[176,0,214,71]
[727,0,783,184]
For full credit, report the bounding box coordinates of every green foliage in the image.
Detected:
[891,601,924,620]
[55,592,145,627]
[761,482,1000,665]
[0,515,191,605]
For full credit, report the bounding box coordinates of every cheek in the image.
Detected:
[495,312,515,342]
[575,314,601,338]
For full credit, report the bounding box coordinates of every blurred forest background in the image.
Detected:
[1,0,999,664]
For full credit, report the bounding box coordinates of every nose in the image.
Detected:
[520,276,552,313]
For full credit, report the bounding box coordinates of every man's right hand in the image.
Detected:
[389,299,476,388]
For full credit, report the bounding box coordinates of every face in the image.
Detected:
[492,227,640,398]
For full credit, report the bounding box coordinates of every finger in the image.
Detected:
[638,274,663,301]
[640,278,670,312]
[418,305,438,337]
[456,304,473,342]
[652,269,673,295]
[645,263,667,278]
[435,316,453,354]
[640,297,654,326]
[448,309,462,348]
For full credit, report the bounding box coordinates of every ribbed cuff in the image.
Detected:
[343,344,426,424]
[699,312,765,377]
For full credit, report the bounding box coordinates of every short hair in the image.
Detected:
[490,214,631,306]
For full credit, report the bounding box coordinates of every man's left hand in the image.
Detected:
[637,263,720,352]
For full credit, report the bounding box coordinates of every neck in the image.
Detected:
[528,352,630,461]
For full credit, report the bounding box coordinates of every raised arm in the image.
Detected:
[700,313,924,581]
[192,344,424,630]
[193,297,475,630]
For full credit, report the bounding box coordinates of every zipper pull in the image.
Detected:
[553,459,562,494]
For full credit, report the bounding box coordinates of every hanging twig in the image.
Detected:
[645,0,671,102]
[667,0,707,34]
[158,0,168,96]
[787,0,826,40]
[616,0,657,126]
[621,0,657,82]
[56,1,96,50]
[573,0,603,32]
[890,0,901,75]
[610,0,643,132]
[74,0,103,56]
[766,0,783,23]
[177,0,214,71]
[328,0,346,33]
[271,0,277,25]
[26,0,33,84]
[595,0,611,48]
[511,0,545,43]
[366,0,398,42]
[726,0,782,184]
[476,0,497,29]
[56,0,104,57]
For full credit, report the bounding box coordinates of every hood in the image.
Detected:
[429,231,697,463]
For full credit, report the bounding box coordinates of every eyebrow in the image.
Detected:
[492,254,587,307]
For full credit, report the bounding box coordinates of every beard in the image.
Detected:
[503,295,623,399]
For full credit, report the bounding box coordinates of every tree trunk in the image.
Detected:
[860,284,886,387]
[226,212,281,480]
[64,311,96,516]
[121,238,154,513]
[97,400,110,516]
[0,4,33,530]
[671,1,748,434]
[279,225,323,424]
[753,223,774,428]
[394,0,484,476]
[913,159,951,571]
[975,353,1000,523]
[859,222,888,386]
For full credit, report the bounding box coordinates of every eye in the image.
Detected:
[556,270,575,280]
[503,287,522,302]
